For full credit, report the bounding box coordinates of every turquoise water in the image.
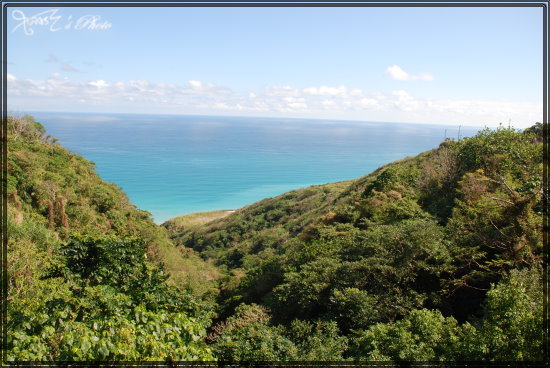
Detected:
[30,112,480,224]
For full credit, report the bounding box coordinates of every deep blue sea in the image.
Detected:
[30,112,481,224]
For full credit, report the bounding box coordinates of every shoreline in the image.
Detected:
[161,209,238,229]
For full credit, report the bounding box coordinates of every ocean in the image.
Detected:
[29,112,481,224]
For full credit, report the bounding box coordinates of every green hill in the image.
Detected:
[6,114,545,362]
[6,115,217,360]
[164,123,545,361]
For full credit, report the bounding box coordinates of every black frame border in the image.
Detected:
[0,0,548,366]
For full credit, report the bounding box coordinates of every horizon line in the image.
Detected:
[9,109,520,130]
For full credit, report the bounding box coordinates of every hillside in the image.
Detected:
[163,210,237,234]
[164,123,546,361]
[5,115,218,360]
[5,114,545,362]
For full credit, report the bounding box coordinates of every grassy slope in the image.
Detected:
[164,126,543,327]
[163,210,237,232]
[7,116,220,297]
[162,153,425,268]
[163,180,353,265]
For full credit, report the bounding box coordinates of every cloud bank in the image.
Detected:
[7,73,541,127]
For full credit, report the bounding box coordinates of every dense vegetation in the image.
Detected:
[5,115,216,360]
[5,114,546,362]
[164,122,546,362]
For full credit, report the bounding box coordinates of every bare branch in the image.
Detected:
[487,195,515,205]
[498,176,517,195]
[476,176,516,195]
[489,219,511,240]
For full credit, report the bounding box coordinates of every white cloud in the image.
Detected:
[213,102,230,109]
[386,65,434,81]
[287,102,308,110]
[303,85,349,97]
[322,100,337,109]
[188,80,202,89]
[265,85,300,97]
[359,97,379,109]
[7,74,232,106]
[392,89,421,111]
[319,86,347,97]
[7,73,541,127]
[89,80,108,88]
[417,73,435,81]
[386,65,409,81]
[350,88,363,97]
[302,87,319,95]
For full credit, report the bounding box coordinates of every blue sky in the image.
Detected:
[7,5,544,127]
